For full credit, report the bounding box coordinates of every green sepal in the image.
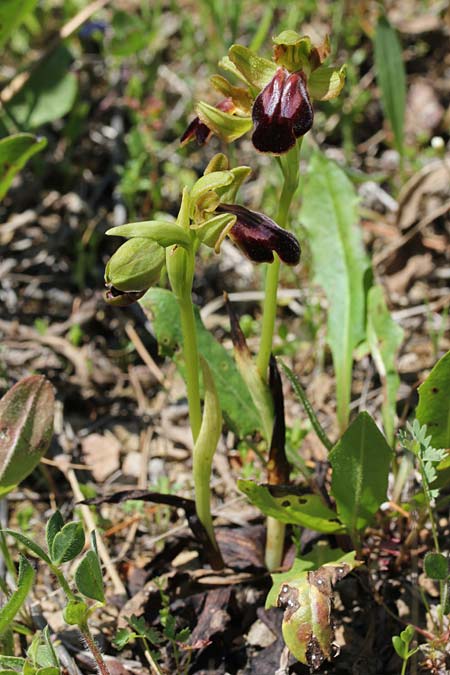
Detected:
[196,102,252,143]
[191,212,236,252]
[210,75,253,113]
[216,166,251,203]
[63,599,89,626]
[106,221,191,248]
[105,238,165,292]
[204,153,229,174]
[190,170,234,207]
[308,64,346,101]
[228,44,277,89]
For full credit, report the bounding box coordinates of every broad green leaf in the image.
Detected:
[0,375,54,497]
[238,479,343,533]
[267,548,359,608]
[424,552,448,581]
[51,522,85,565]
[140,288,260,436]
[0,556,35,636]
[416,351,450,449]
[300,152,371,432]
[0,134,47,201]
[374,16,406,154]
[0,0,37,49]
[45,511,64,554]
[74,550,105,602]
[367,285,404,445]
[6,46,77,129]
[330,412,392,532]
[268,554,360,666]
[1,530,51,564]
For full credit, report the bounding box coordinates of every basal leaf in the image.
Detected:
[0,134,47,201]
[416,350,450,449]
[330,412,392,533]
[367,285,404,445]
[6,46,77,129]
[140,288,260,436]
[0,0,37,49]
[300,151,371,432]
[237,479,343,533]
[374,15,406,155]
[0,375,54,497]
[74,550,105,602]
[0,556,35,636]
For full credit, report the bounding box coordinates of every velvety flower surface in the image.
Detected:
[251,67,313,154]
[217,203,300,265]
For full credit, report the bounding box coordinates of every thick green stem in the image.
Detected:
[178,289,202,443]
[256,178,296,380]
[258,145,301,571]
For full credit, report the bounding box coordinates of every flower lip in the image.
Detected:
[105,286,146,306]
[217,203,300,265]
[252,67,313,154]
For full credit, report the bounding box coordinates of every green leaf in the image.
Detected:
[424,552,449,581]
[300,152,371,432]
[112,628,136,650]
[0,134,47,201]
[392,635,406,658]
[0,0,37,49]
[267,548,359,608]
[50,522,85,565]
[74,550,104,602]
[374,15,406,155]
[237,479,343,533]
[6,46,77,129]
[2,530,51,564]
[0,375,54,497]
[106,221,191,248]
[140,288,260,436]
[0,657,25,670]
[416,351,450,449]
[367,285,404,445]
[0,556,35,636]
[45,511,64,554]
[330,412,392,532]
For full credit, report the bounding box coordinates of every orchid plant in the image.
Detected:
[105,24,345,601]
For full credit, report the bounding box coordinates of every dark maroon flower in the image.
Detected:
[217,203,300,265]
[180,98,235,146]
[251,67,313,154]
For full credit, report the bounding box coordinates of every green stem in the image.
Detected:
[256,177,296,380]
[178,288,202,443]
[51,566,77,603]
[257,144,301,571]
[401,656,408,675]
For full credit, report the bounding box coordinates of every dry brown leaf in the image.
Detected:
[81,432,121,482]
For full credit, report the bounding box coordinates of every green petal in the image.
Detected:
[196,101,252,143]
[210,74,253,113]
[228,44,277,89]
[308,64,346,101]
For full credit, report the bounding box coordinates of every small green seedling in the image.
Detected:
[392,625,419,675]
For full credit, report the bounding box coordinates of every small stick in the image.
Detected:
[125,322,165,385]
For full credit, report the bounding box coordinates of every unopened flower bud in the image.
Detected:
[105,237,165,295]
